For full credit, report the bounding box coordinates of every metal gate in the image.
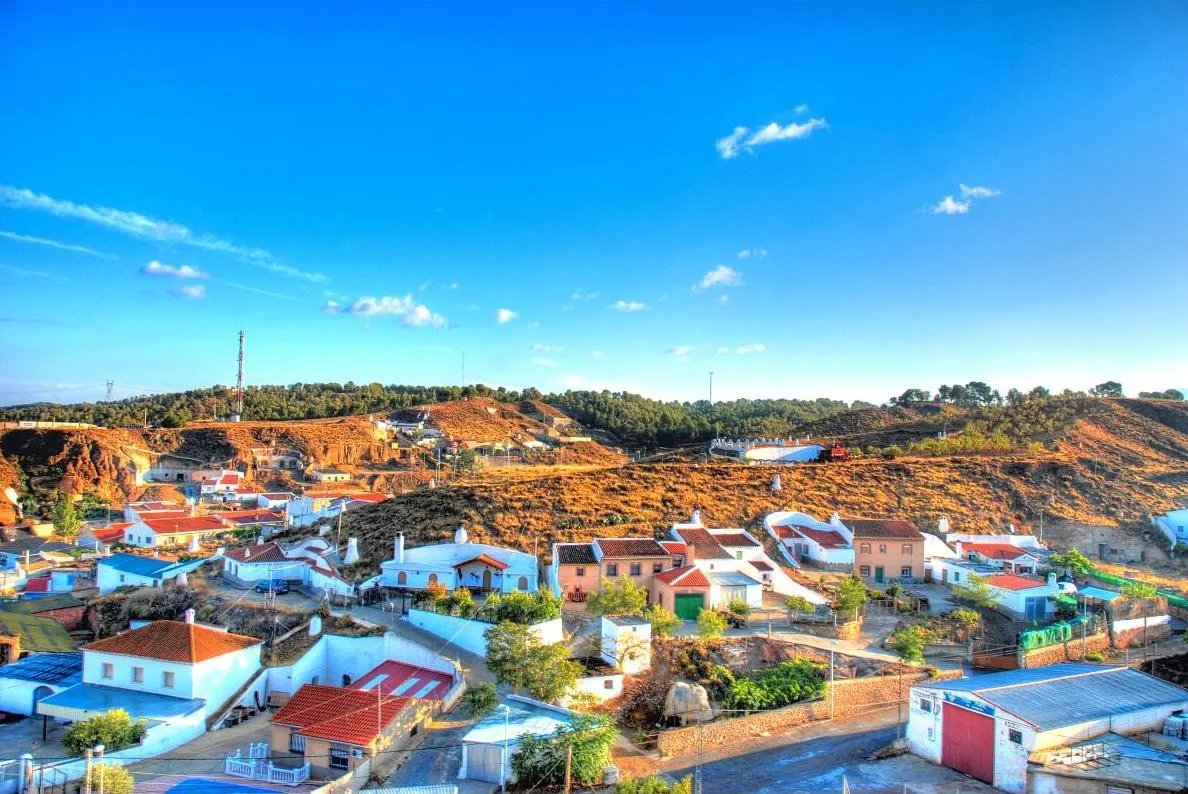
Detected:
[467,743,505,783]
[941,702,995,784]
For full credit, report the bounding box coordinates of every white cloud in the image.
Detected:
[322,301,342,313]
[715,126,750,159]
[695,265,743,290]
[717,116,828,158]
[346,295,446,327]
[448,282,459,289]
[718,294,730,305]
[715,346,730,354]
[959,183,1002,199]
[495,308,518,324]
[611,300,649,312]
[526,321,541,330]
[571,289,600,300]
[175,284,206,300]
[736,248,767,260]
[530,356,558,368]
[140,260,208,279]
[666,345,696,357]
[736,343,767,354]
[0,184,326,282]
[590,350,604,360]
[0,230,117,259]
[930,196,972,215]
[794,104,810,115]
[531,344,562,353]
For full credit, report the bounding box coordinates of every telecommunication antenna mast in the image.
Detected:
[233,330,246,421]
[105,380,114,401]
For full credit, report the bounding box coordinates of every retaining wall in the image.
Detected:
[1019,633,1111,668]
[406,609,563,656]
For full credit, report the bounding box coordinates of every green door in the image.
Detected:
[874,566,884,583]
[674,593,705,621]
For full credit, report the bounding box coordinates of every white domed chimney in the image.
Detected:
[771,474,782,492]
[183,608,195,624]
[937,516,951,534]
[454,524,468,544]
[394,532,405,563]
[829,511,841,525]
[309,615,323,636]
[343,537,360,566]
[176,571,189,587]
[690,509,702,525]
[187,535,200,553]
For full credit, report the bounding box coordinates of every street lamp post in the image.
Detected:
[500,704,511,794]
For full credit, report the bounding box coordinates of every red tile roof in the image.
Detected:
[790,525,850,550]
[225,541,289,563]
[659,541,688,556]
[963,543,1036,561]
[349,660,453,700]
[555,543,598,565]
[749,560,774,571]
[83,620,261,663]
[272,684,412,746]
[219,509,284,526]
[985,573,1048,591]
[710,532,760,548]
[594,538,670,558]
[654,565,711,587]
[25,576,51,593]
[260,493,295,500]
[672,527,733,560]
[346,492,388,503]
[842,518,921,539]
[90,523,133,543]
[773,524,800,540]
[141,510,187,520]
[455,554,508,571]
[218,473,240,486]
[143,515,226,535]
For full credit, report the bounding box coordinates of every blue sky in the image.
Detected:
[2,2,1186,405]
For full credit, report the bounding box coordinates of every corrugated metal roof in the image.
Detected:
[0,651,82,685]
[363,787,458,794]
[917,664,1188,731]
[706,571,761,587]
[1078,586,1122,602]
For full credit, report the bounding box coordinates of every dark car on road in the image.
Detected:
[254,579,290,594]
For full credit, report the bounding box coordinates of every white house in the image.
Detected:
[38,613,263,726]
[1153,509,1188,548]
[907,664,1188,794]
[928,557,1001,587]
[123,515,228,548]
[309,469,351,483]
[379,526,539,593]
[765,510,855,568]
[122,500,185,522]
[600,615,651,675]
[956,541,1043,575]
[97,553,208,595]
[460,696,574,786]
[222,538,356,599]
[983,572,1061,620]
[201,471,243,496]
[708,438,824,464]
[258,492,297,509]
[285,492,387,527]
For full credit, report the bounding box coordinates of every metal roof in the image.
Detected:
[1078,586,1122,602]
[463,697,572,746]
[917,664,1188,731]
[706,571,761,587]
[363,787,458,794]
[0,651,82,685]
[38,682,205,722]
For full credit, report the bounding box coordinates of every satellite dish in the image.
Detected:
[3,488,17,506]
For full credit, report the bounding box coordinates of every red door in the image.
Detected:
[941,702,995,784]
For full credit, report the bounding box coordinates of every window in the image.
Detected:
[162,670,174,688]
[131,666,144,683]
[342,674,352,686]
[1008,728,1023,745]
[102,662,113,679]
[630,563,641,576]
[859,543,871,554]
[901,566,912,579]
[735,551,743,560]
[604,679,615,690]
[673,556,685,567]
[575,566,585,577]
[653,563,663,574]
[289,732,307,753]
[919,698,931,713]
[953,571,962,583]
[859,565,871,577]
[119,574,126,584]
[606,563,618,577]
[902,544,913,555]
[396,571,407,586]
[517,576,528,590]
[329,747,350,770]
[879,544,888,554]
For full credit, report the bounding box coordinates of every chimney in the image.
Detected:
[187,535,200,553]
[244,547,251,559]
[771,473,782,492]
[829,511,841,526]
[183,608,195,624]
[955,541,963,557]
[343,537,360,566]
[309,615,323,636]
[691,509,701,525]
[176,571,189,587]
[1046,572,1057,587]
[937,516,951,534]
[395,532,405,563]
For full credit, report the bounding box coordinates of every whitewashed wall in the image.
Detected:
[190,645,264,717]
[265,631,461,697]
[407,610,562,657]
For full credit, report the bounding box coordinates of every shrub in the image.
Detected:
[615,775,693,794]
[92,764,134,794]
[696,610,727,638]
[726,599,750,617]
[834,576,869,618]
[889,626,937,663]
[719,658,826,713]
[461,681,498,719]
[644,605,681,638]
[511,714,617,786]
[484,622,581,701]
[62,710,146,756]
[1084,652,1106,662]
[481,589,561,624]
[586,577,648,617]
[784,596,814,616]
[950,607,980,629]
[440,588,476,617]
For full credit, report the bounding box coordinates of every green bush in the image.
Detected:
[696,610,727,638]
[615,774,693,794]
[511,714,617,786]
[727,599,751,617]
[586,577,649,617]
[889,626,936,663]
[719,658,826,713]
[1084,652,1106,662]
[784,596,814,616]
[62,710,146,756]
[92,764,134,794]
[480,589,561,624]
[461,681,498,719]
[644,605,681,638]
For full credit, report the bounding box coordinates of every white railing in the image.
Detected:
[268,763,311,785]
[225,756,257,778]
[225,745,311,786]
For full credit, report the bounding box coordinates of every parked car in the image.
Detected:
[255,579,289,594]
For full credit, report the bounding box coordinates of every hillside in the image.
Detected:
[310,398,1188,574]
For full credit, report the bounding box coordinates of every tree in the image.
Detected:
[891,389,931,405]
[951,575,1000,609]
[1005,388,1025,407]
[484,622,581,701]
[834,576,869,619]
[889,626,936,663]
[1139,389,1184,400]
[785,596,815,620]
[455,448,482,475]
[1049,548,1093,575]
[696,609,727,638]
[727,599,751,617]
[1028,385,1051,400]
[92,764,135,794]
[1089,381,1123,398]
[950,607,981,630]
[62,709,146,756]
[461,681,498,719]
[585,576,648,616]
[51,493,82,540]
[511,714,617,786]
[644,604,681,638]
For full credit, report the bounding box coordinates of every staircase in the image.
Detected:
[208,666,268,730]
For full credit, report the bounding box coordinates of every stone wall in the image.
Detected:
[1112,621,1171,650]
[655,669,960,756]
[1019,633,1111,668]
[786,617,862,641]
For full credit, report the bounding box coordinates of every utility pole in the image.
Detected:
[105,381,114,401]
[708,371,713,407]
[694,719,703,794]
[82,747,94,794]
[95,744,105,794]
[234,329,246,420]
[563,743,573,794]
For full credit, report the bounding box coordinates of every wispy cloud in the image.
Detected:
[221,281,294,301]
[140,260,208,279]
[666,345,695,362]
[530,356,558,368]
[611,300,649,312]
[716,343,767,355]
[495,308,518,324]
[695,265,743,290]
[930,196,972,215]
[0,264,68,282]
[571,288,600,300]
[718,294,730,305]
[0,230,117,259]
[0,185,326,282]
[345,295,447,327]
[175,284,206,300]
[448,282,459,290]
[717,116,828,159]
[737,248,767,260]
[322,300,342,313]
[960,183,1002,199]
[531,344,562,353]
[793,104,810,115]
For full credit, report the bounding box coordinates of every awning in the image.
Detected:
[37,683,204,722]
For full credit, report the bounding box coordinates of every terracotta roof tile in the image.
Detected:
[142,515,226,535]
[985,573,1048,591]
[654,565,711,587]
[83,620,260,663]
[749,560,774,571]
[710,532,760,547]
[594,538,670,558]
[789,525,850,549]
[272,684,412,746]
[842,518,921,539]
[455,553,508,571]
[963,543,1037,561]
[659,541,688,556]
[673,527,733,560]
[225,541,288,563]
[556,543,598,565]
[219,509,284,526]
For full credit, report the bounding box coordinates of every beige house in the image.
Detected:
[550,537,674,601]
[846,517,924,583]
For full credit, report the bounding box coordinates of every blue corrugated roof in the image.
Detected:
[0,652,82,685]
[98,553,176,577]
[38,683,204,721]
[1078,585,1121,602]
